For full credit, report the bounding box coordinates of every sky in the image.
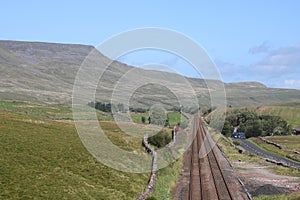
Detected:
[1,0,300,89]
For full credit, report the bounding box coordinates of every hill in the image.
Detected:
[249,101,300,128]
[219,101,300,129]
[0,104,149,199]
[1,40,300,108]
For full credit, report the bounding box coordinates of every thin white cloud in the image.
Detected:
[284,79,300,89]
[217,43,300,89]
[261,45,300,66]
[248,41,271,54]
[252,64,290,74]
[215,60,253,82]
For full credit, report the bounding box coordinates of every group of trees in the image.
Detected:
[141,115,170,127]
[221,110,292,138]
[88,101,113,112]
[129,107,147,113]
[88,101,148,113]
[148,129,172,148]
[88,101,201,115]
[88,101,171,126]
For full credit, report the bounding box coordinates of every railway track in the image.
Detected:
[182,116,251,200]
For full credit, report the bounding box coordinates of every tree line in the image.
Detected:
[87,101,148,113]
[87,101,202,114]
[221,109,292,138]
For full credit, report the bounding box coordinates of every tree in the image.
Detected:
[148,130,172,148]
[244,119,262,138]
[117,103,125,112]
[141,116,146,123]
[221,121,232,137]
[164,118,170,127]
[222,109,292,138]
[87,101,95,108]
[149,108,166,126]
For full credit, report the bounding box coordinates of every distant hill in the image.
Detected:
[249,102,300,128]
[226,81,267,88]
[1,40,300,108]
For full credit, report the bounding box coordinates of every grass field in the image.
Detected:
[213,132,300,177]
[0,101,191,199]
[150,158,182,199]
[130,112,150,123]
[130,111,188,127]
[217,136,262,163]
[0,109,149,199]
[167,112,188,127]
[265,135,300,152]
[249,102,300,128]
[249,136,300,164]
[0,100,114,121]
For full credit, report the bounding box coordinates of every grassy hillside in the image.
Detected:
[130,111,187,127]
[266,135,300,152]
[1,40,300,109]
[249,102,300,127]
[0,109,149,199]
[220,101,300,128]
[249,136,300,164]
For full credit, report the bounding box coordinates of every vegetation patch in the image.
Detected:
[167,112,188,127]
[219,109,292,138]
[217,136,261,163]
[253,103,300,128]
[148,129,172,149]
[130,111,187,128]
[0,100,113,121]
[248,137,300,164]
[148,158,183,200]
[0,110,149,199]
[265,135,300,152]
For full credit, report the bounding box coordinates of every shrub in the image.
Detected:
[148,130,172,148]
[146,197,157,200]
[233,140,241,146]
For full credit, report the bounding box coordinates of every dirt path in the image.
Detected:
[233,161,300,197]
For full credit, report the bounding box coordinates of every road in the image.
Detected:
[237,139,300,169]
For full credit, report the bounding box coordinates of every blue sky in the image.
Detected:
[1,1,300,89]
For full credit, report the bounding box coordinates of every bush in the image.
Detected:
[233,140,241,146]
[221,109,292,138]
[148,130,172,148]
[146,197,157,200]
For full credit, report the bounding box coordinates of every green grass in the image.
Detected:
[100,121,146,152]
[0,100,72,119]
[213,133,300,177]
[265,135,300,152]
[224,101,300,128]
[167,112,188,127]
[246,138,300,177]
[0,100,113,121]
[271,165,300,177]
[150,158,183,200]
[252,104,300,128]
[131,112,149,123]
[130,111,187,127]
[0,110,149,199]
[217,137,261,163]
[248,137,300,165]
